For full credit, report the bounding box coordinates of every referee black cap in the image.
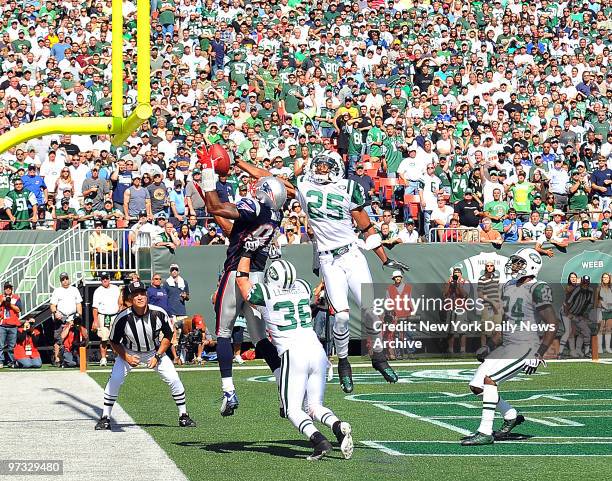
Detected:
[125,281,147,297]
[581,275,590,284]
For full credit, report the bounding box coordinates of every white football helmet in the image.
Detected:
[264,259,297,289]
[307,151,344,183]
[255,176,287,211]
[505,247,542,279]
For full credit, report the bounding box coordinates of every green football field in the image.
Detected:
[90,359,612,481]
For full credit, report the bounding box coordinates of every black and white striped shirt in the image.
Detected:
[109,305,173,352]
[565,287,594,317]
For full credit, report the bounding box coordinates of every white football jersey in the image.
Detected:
[501,278,553,346]
[247,278,319,355]
[296,176,366,252]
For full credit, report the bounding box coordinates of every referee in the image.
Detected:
[95,281,196,430]
[560,275,595,358]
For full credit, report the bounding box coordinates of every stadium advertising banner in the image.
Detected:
[151,242,612,339]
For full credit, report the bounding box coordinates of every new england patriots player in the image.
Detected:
[201,153,286,416]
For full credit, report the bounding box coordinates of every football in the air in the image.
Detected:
[209,144,231,176]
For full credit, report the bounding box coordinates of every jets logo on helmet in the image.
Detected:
[307,151,344,184]
[505,247,542,279]
[265,259,297,289]
[255,176,287,211]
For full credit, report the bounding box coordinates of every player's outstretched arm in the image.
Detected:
[235,158,296,198]
[536,304,560,358]
[204,189,240,220]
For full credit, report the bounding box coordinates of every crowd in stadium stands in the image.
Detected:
[0,0,610,248]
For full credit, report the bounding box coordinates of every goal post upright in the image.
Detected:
[0,0,151,155]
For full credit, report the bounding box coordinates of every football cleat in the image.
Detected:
[220,390,239,417]
[307,432,333,461]
[460,431,494,446]
[337,357,354,393]
[494,414,525,439]
[371,351,398,383]
[95,416,111,431]
[179,413,197,427]
[100,357,107,367]
[333,421,354,460]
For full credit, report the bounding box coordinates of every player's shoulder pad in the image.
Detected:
[237,197,261,216]
[294,278,312,297]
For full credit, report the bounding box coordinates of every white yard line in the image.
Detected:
[0,372,188,481]
[374,404,472,436]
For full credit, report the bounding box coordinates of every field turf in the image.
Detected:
[90,359,612,481]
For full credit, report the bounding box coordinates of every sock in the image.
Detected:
[569,337,576,352]
[217,337,234,378]
[596,334,603,353]
[221,377,235,393]
[333,311,350,358]
[497,397,517,420]
[478,384,499,435]
[102,392,117,418]
[273,367,280,386]
[172,390,187,415]
[605,334,611,350]
[310,404,339,429]
[576,336,584,353]
[255,338,281,372]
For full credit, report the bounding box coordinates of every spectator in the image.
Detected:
[91,272,121,367]
[349,163,375,201]
[148,172,169,217]
[81,166,109,210]
[184,169,207,222]
[154,222,180,252]
[596,220,612,240]
[124,175,151,224]
[164,264,190,324]
[186,215,204,244]
[78,198,97,229]
[169,180,186,227]
[535,225,570,258]
[440,218,461,243]
[49,272,82,367]
[507,171,534,222]
[278,226,301,246]
[575,219,598,242]
[365,198,383,222]
[147,273,170,312]
[177,224,197,247]
[484,188,508,233]
[0,281,22,368]
[55,198,78,230]
[4,177,38,230]
[398,219,419,244]
[590,157,612,212]
[479,218,503,245]
[128,211,157,254]
[96,199,124,229]
[21,164,47,206]
[89,221,119,271]
[200,223,225,246]
[14,318,42,369]
[502,209,523,243]
[522,211,547,243]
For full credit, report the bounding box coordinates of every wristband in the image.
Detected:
[236,271,250,278]
[154,353,162,362]
[360,222,375,234]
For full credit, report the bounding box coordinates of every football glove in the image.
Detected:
[196,146,217,192]
[383,258,410,273]
[522,354,546,375]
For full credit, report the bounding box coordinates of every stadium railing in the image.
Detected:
[428,227,480,243]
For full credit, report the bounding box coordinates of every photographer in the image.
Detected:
[178,314,215,364]
[49,272,83,367]
[61,314,88,367]
[14,318,42,369]
[0,282,22,368]
[443,268,470,354]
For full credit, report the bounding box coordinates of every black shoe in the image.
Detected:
[307,432,333,461]
[494,414,525,439]
[371,351,398,383]
[179,413,196,427]
[95,416,111,430]
[338,357,354,393]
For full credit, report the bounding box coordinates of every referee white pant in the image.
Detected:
[319,245,382,357]
[279,338,340,439]
[102,350,187,418]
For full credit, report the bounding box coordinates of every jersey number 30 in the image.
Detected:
[305,190,344,220]
[273,299,312,331]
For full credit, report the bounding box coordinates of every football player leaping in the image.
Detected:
[463,247,559,446]
[238,151,409,393]
[200,148,287,417]
[236,257,354,461]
